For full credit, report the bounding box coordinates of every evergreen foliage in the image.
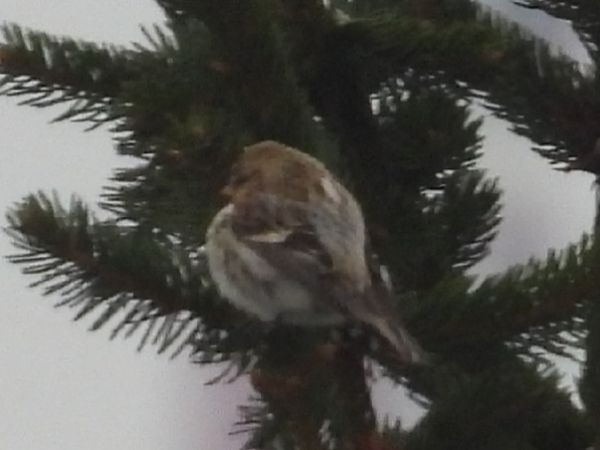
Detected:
[3,0,600,448]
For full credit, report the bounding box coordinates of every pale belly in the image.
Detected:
[205,206,344,326]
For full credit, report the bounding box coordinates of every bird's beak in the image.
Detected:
[220,184,234,199]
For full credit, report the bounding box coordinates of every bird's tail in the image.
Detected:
[354,283,426,364]
[331,277,426,363]
[367,315,426,364]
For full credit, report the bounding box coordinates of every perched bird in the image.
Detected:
[205,140,424,363]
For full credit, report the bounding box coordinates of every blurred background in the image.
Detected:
[0,1,595,448]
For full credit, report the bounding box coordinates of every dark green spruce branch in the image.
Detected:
[155,0,329,155]
[99,161,224,243]
[374,85,484,192]
[580,189,600,447]
[405,357,592,450]
[348,12,508,82]
[4,192,240,356]
[377,169,501,293]
[413,233,600,361]
[0,24,144,127]
[474,11,600,165]
[426,170,501,272]
[360,84,498,289]
[341,0,479,21]
[580,293,600,447]
[344,8,600,166]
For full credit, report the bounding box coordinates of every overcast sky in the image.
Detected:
[0,1,596,449]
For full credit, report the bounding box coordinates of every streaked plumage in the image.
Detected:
[205,140,424,363]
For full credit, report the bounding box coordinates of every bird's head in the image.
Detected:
[221,140,328,203]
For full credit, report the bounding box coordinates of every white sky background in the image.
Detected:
[0,0,597,448]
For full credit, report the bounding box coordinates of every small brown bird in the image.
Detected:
[205,141,424,363]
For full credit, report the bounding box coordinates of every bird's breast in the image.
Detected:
[206,205,339,323]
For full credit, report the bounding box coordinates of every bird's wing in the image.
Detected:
[230,194,337,296]
[231,195,425,363]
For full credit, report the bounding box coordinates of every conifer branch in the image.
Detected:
[347,8,598,165]
[0,24,139,127]
[155,0,326,152]
[364,83,498,287]
[405,357,590,449]
[4,192,235,355]
[430,170,501,271]
[415,234,600,360]
[345,0,479,19]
